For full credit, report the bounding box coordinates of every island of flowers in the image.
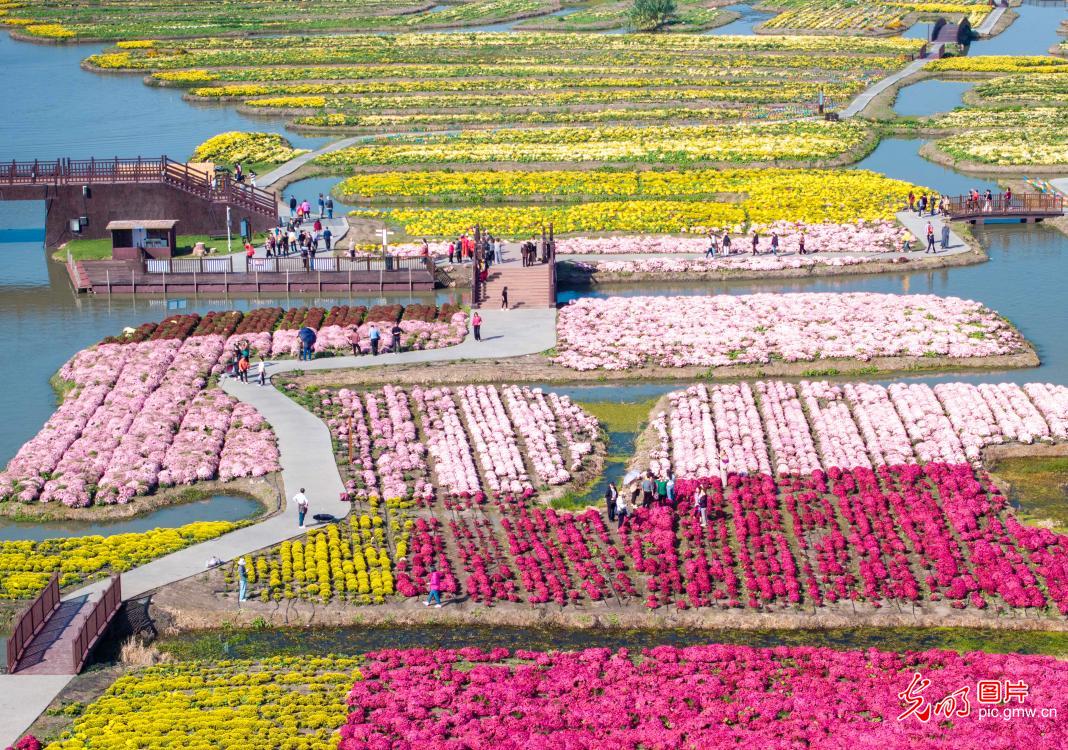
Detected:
[554,293,1028,371]
[338,645,1068,749]
[0,521,236,598]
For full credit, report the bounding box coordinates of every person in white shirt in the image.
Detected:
[256,357,267,386]
[294,489,309,528]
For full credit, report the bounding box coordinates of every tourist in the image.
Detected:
[237,557,248,602]
[318,193,325,218]
[391,322,403,353]
[301,199,312,218]
[256,356,267,386]
[349,325,363,356]
[300,245,310,271]
[326,196,334,219]
[615,492,629,530]
[313,217,322,234]
[493,238,504,264]
[770,231,779,256]
[1005,186,1013,209]
[705,232,716,258]
[917,194,927,215]
[348,237,356,260]
[798,233,807,255]
[694,486,707,528]
[641,472,655,508]
[983,189,993,213]
[653,474,667,505]
[721,232,732,256]
[369,324,381,355]
[751,231,759,255]
[425,568,444,608]
[421,238,430,258]
[287,227,298,253]
[289,195,297,219]
[323,227,332,252]
[907,191,915,211]
[719,452,729,488]
[926,222,936,254]
[244,239,255,270]
[294,488,309,528]
[237,355,249,383]
[234,162,244,183]
[605,482,618,523]
[448,241,456,264]
[501,286,509,310]
[941,223,951,250]
[902,230,913,252]
[666,473,676,506]
[472,311,482,342]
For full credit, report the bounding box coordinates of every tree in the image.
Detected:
[628,0,677,32]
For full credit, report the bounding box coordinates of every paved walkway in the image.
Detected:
[839,57,929,119]
[895,210,970,254]
[975,5,1007,37]
[0,306,557,747]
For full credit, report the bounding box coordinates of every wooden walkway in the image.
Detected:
[944,193,1064,224]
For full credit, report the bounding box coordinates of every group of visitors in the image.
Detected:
[907,191,949,217]
[519,238,542,266]
[289,194,334,222]
[447,232,506,265]
[607,453,739,530]
[223,340,267,385]
[964,188,1005,214]
[347,322,405,357]
[705,229,784,258]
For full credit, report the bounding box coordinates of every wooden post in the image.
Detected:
[318,270,322,293]
[106,269,111,295]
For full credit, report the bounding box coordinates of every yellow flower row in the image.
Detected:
[925,55,1068,73]
[46,656,362,750]
[0,521,235,598]
[937,127,1068,166]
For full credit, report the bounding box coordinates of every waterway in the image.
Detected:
[892,79,973,117]
[155,622,1068,661]
[705,4,774,35]
[0,494,262,541]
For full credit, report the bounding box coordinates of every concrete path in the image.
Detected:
[839,57,928,119]
[895,210,970,254]
[975,6,1007,37]
[0,306,557,747]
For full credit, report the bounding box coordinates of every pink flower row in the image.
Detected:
[0,336,280,506]
[339,644,1068,748]
[654,380,1068,479]
[555,293,1026,370]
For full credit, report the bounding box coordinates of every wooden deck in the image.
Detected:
[72,259,436,295]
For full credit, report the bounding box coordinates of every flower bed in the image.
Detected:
[554,294,1026,371]
[0,521,235,598]
[0,333,280,508]
[191,131,307,167]
[47,656,361,750]
[339,645,1068,748]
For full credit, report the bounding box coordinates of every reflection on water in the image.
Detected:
[0,494,262,541]
[281,175,358,215]
[893,79,973,117]
[853,138,1000,194]
[968,4,1067,55]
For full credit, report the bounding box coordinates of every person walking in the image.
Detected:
[289,195,297,219]
[237,355,249,383]
[256,356,267,386]
[493,238,504,264]
[694,486,708,528]
[425,568,443,608]
[369,324,381,355]
[705,234,716,259]
[294,488,309,528]
[244,240,255,271]
[615,492,628,530]
[237,557,248,602]
[448,241,456,264]
[908,191,915,212]
[391,322,403,353]
[751,231,759,255]
[902,230,913,252]
[605,482,618,523]
[798,233,806,255]
[501,286,509,310]
[327,196,334,219]
[721,232,732,256]
[926,221,936,254]
[472,311,482,342]
[940,223,951,250]
[300,245,310,271]
[318,193,326,218]
[323,227,332,253]
[349,326,363,356]
[770,231,779,256]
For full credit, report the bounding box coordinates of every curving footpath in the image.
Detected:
[0,307,556,747]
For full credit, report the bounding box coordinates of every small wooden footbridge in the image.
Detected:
[943,193,1065,224]
[5,573,121,675]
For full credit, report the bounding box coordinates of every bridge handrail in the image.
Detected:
[6,572,60,673]
[144,254,433,275]
[1,156,277,216]
[71,574,121,674]
[944,192,1064,217]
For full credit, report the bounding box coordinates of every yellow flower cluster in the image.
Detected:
[0,521,235,598]
[343,168,926,236]
[925,55,1068,73]
[316,122,872,168]
[23,22,73,37]
[154,69,218,83]
[46,656,362,750]
[191,131,307,166]
[116,39,156,49]
[937,127,1068,166]
[233,516,398,604]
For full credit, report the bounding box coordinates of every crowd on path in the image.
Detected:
[605,453,738,531]
[222,340,268,384]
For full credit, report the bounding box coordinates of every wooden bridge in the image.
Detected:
[0,156,278,246]
[5,574,121,675]
[943,193,1065,224]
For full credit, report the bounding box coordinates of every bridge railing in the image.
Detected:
[71,575,121,674]
[145,254,433,275]
[945,193,1064,217]
[6,572,60,673]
